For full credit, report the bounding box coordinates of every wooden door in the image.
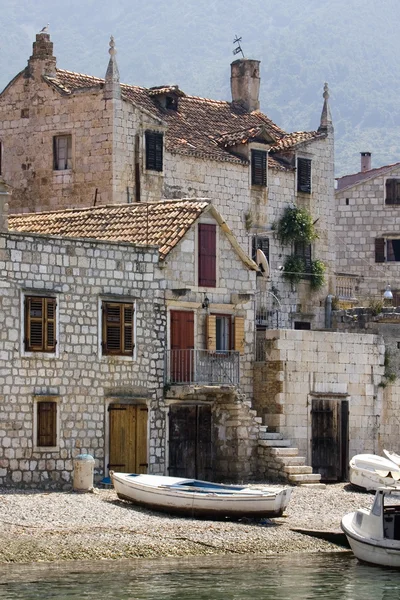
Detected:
[170,310,194,383]
[169,404,212,479]
[108,403,148,474]
[311,398,348,482]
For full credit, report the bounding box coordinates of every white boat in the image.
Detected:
[349,454,400,492]
[341,486,400,567]
[110,472,292,519]
[384,449,400,468]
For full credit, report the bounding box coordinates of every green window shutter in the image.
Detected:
[297,158,312,193]
[375,238,385,263]
[251,150,267,186]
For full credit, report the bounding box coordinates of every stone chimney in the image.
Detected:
[361,152,371,172]
[27,31,57,78]
[230,59,260,112]
[0,178,10,233]
[104,36,121,100]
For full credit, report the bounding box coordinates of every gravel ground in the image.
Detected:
[0,482,373,564]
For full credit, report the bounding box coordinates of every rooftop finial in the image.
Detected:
[109,35,116,56]
[318,82,333,134]
[233,35,245,59]
[104,35,120,100]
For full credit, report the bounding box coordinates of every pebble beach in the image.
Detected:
[0,482,374,564]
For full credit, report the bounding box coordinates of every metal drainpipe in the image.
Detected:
[325,294,334,329]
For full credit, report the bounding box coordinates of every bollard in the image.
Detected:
[73,454,95,492]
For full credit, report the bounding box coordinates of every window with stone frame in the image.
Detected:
[375,238,400,262]
[294,241,312,274]
[102,301,135,356]
[24,296,57,353]
[145,131,163,171]
[53,134,72,170]
[251,150,267,186]
[297,157,312,194]
[35,398,58,448]
[252,236,270,264]
[385,179,400,205]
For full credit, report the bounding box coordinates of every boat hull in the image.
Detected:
[349,454,400,492]
[111,473,292,519]
[342,514,400,568]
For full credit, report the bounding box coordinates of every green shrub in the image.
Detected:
[310,259,326,290]
[276,206,318,245]
[282,255,305,285]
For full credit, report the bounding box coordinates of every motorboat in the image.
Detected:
[110,472,292,519]
[341,486,400,567]
[349,454,400,492]
[384,449,400,468]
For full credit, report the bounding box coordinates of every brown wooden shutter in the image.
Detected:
[37,401,57,447]
[145,131,163,171]
[234,316,245,355]
[123,304,135,353]
[198,224,216,287]
[297,158,312,193]
[25,296,56,352]
[136,407,148,473]
[103,302,134,355]
[206,314,216,351]
[251,150,267,186]
[375,238,385,263]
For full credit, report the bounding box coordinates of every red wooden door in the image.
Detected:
[170,311,194,383]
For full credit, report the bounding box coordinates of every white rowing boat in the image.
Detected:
[341,486,400,567]
[110,472,292,519]
[349,454,400,492]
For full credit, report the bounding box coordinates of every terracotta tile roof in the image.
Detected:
[269,131,322,152]
[148,85,186,97]
[43,69,320,168]
[336,161,400,192]
[8,200,209,260]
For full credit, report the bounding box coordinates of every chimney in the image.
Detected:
[27,32,57,78]
[360,152,371,172]
[0,178,10,233]
[230,59,260,112]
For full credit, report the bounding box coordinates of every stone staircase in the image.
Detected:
[258,426,326,488]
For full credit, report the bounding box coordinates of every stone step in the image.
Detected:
[269,447,299,457]
[259,431,283,440]
[283,465,313,475]
[259,425,268,433]
[254,416,263,424]
[297,483,327,489]
[259,438,292,448]
[276,456,306,467]
[288,473,322,483]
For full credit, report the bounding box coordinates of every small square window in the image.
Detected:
[53,135,72,170]
[102,302,135,356]
[145,131,163,171]
[297,157,312,194]
[251,150,267,186]
[24,296,57,353]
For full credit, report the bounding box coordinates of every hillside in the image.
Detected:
[1,0,400,176]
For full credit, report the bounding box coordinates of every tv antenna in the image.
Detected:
[233,35,245,58]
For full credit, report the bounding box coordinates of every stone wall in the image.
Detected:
[254,329,387,461]
[0,232,166,488]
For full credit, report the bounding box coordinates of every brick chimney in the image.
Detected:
[0,178,10,233]
[27,31,57,78]
[360,152,371,172]
[230,59,260,112]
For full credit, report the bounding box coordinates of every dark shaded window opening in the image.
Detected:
[387,239,400,261]
[145,131,163,171]
[294,321,311,330]
[297,158,312,193]
[251,150,267,186]
[166,96,178,110]
[386,179,400,205]
[295,242,312,273]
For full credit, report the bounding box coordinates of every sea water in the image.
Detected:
[0,552,399,599]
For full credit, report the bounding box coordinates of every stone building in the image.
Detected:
[335,152,400,304]
[2,193,280,486]
[0,31,336,330]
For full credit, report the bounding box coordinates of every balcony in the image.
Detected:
[335,273,359,304]
[165,349,240,386]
